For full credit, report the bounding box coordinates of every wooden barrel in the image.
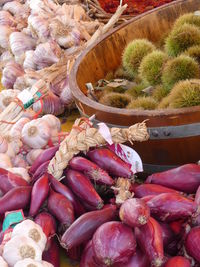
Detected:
[69,0,200,173]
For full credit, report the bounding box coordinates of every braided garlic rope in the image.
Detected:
[48,118,149,179]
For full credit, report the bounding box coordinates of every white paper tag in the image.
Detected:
[108,143,143,173]
[17,89,33,105]
[98,123,113,145]
[194,10,200,16]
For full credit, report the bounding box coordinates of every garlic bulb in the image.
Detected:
[0,10,16,27]
[12,154,28,168]
[42,261,54,267]
[22,109,37,120]
[23,50,37,70]
[28,0,58,15]
[9,32,36,64]
[14,259,43,267]
[26,149,43,165]
[3,1,28,16]
[56,28,81,49]
[3,235,42,266]
[0,50,14,62]
[33,40,62,70]
[28,14,50,41]
[2,61,24,89]
[13,75,28,91]
[42,114,61,132]
[60,78,73,106]
[0,25,14,49]
[11,220,47,251]
[10,117,30,138]
[8,167,31,182]
[0,256,8,267]
[21,118,51,149]
[0,89,20,112]
[0,153,12,169]
[33,92,64,116]
[0,135,8,153]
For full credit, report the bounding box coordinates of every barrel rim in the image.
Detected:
[70,0,200,118]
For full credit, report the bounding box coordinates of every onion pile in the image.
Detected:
[0,145,200,266]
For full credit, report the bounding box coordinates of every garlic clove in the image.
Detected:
[0,135,8,153]
[10,117,30,139]
[0,153,12,169]
[3,235,42,266]
[26,149,43,165]
[23,50,37,70]
[41,114,61,132]
[0,25,14,49]
[1,61,24,89]
[21,118,51,149]
[11,219,47,251]
[0,89,20,111]
[0,10,16,27]
[0,256,8,267]
[14,259,43,267]
[7,167,31,183]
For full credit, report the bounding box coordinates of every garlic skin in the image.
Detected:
[28,14,50,41]
[0,10,16,27]
[60,78,73,106]
[1,61,24,89]
[3,1,29,17]
[21,118,51,149]
[0,50,14,62]
[14,259,44,267]
[33,40,62,70]
[11,220,47,251]
[0,153,12,169]
[0,89,20,112]
[42,114,61,132]
[0,25,14,49]
[12,154,28,168]
[23,50,37,70]
[0,135,8,153]
[0,256,8,267]
[10,117,30,139]
[8,167,31,182]
[3,235,42,266]
[26,148,43,165]
[42,261,54,267]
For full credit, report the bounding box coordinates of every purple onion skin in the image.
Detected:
[64,169,103,209]
[119,198,150,227]
[80,241,100,267]
[164,256,190,267]
[61,205,117,250]
[65,246,82,262]
[0,186,32,215]
[92,221,136,266]
[47,189,74,232]
[32,160,50,183]
[146,164,200,193]
[147,193,197,222]
[29,145,59,175]
[114,248,150,267]
[29,174,49,217]
[35,212,57,240]
[195,185,200,205]
[185,226,200,263]
[48,173,85,216]
[42,238,60,267]
[87,148,133,178]
[69,156,114,185]
[0,167,29,194]
[159,222,175,248]
[135,184,179,198]
[135,217,164,267]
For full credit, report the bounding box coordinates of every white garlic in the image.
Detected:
[12,220,47,251]
[0,153,12,169]
[3,1,28,16]
[27,0,58,15]
[3,235,42,266]
[0,89,20,112]
[28,14,50,41]
[21,118,51,149]
[0,256,8,267]
[26,149,43,165]
[0,50,14,62]
[0,10,16,27]
[60,78,73,106]
[42,114,61,132]
[12,154,28,168]
[1,61,24,89]
[10,117,30,138]
[33,40,62,70]
[23,50,37,70]
[13,75,28,91]
[8,167,30,182]
[42,261,54,267]
[22,109,37,120]
[9,32,36,64]
[14,259,44,267]
[0,135,8,153]
[0,25,14,49]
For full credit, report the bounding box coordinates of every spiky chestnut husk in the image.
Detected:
[125,82,148,98]
[103,86,126,95]
[165,24,200,57]
[122,39,155,77]
[152,85,169,102]
[174,13,200,29]
[127,96,157,110]
[184,45,200,64]
[99,92,131,108]
[139,51,168,85]
[164,79,200,109]
[161,55,199,91]
[114,67,135,80]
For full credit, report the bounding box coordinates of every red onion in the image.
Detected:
[80,241,100,267]
[185,226,200,263]
[165,256,190,267]
[135,184,179,198]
